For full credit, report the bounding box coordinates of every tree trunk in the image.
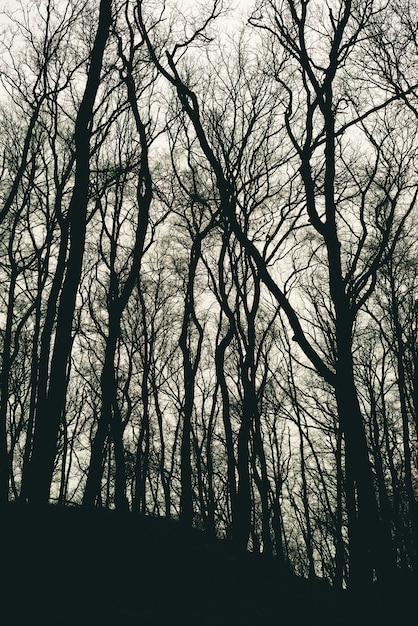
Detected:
[28,0,112,505]
[235,407,252,551]
[0,268,17,504]
[335,329,392,585]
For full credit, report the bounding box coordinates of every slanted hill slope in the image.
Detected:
[1,504,415,625]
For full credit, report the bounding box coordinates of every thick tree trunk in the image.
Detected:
[334,424,345,588]
[20,204,70,502]
[179,367,194,526]
[0,269,17,504]
[235,408,252,551]
[335,329,393,585]
[27,0,112,505]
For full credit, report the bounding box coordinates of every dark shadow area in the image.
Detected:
[2,503,416,625]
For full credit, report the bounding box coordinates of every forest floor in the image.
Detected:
[1,503,416,625]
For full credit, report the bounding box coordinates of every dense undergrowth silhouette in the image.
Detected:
[2,503,415,625]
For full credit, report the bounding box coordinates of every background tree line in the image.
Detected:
[1,0,417,589]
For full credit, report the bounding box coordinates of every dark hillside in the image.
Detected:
[1,504,415,625]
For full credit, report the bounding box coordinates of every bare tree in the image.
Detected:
[28,0,113,505]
